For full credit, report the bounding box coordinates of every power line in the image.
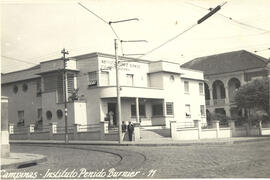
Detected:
[78,3,108,25]
[185,1,270,33]
[2,55,39,65]
[134,2,226,60]
[137,23,198,59]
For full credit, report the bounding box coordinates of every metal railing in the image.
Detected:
[77,124,100,132]
[213,99,226,106]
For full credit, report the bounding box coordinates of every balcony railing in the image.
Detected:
[213,99,226,106]
[205,100,210,106]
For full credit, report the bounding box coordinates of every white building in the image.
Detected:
[1,52,206,129]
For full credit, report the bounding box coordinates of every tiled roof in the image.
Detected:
[181,50,270,75]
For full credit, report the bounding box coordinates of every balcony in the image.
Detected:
[213,99,226,106]
[98,86,164,99]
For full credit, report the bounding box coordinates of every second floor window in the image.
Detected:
[36,80,41,96]
[199,82,204,95]
[88,71,97,86]
[184,81,189,93]
[100,71,109,86]
[126,74,134,86]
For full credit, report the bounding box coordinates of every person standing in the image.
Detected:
[127,121,134,141]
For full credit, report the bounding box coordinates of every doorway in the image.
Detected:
[108,103,117,126]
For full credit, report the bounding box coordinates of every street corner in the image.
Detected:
[1,152,47,170]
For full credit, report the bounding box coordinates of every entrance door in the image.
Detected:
[108,103,117,126]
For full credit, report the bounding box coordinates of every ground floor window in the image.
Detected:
[37,108,42,125]
[131,104,146,117]
[152,104,163,116]
[166,102,174,115]
[185,104,191,118]
[17,110,25,126]
[200,105,205,116]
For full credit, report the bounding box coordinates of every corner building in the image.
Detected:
[1,52,206,129]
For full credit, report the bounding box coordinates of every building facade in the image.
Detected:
[1,52,207,129]
[181,50,270,122]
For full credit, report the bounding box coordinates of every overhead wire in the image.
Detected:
[2,55,39,65]
[184,1,270,33]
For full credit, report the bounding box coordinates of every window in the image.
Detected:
[37,108,42,124]
[170,75,175,82]
[185,104,191,118]
[166,102,174,115]
[131,104,146,117]
[88,71,97,86]
[200,105,205,116]
[56,109,63,119]
[126,74,134,86]
[44,74,57,91]
[22,83,28,92]
[67,73,75,98]
[184,81,189,93]
[46,111,52,120]
[199,82,204,95]
[13,85,18,94]
[18,111,24,126]
[100,71,109,86]
[152,104,163,116]
[37,80,41,96]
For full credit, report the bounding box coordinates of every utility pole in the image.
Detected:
[61,48,69,144]
[114,39,122,144]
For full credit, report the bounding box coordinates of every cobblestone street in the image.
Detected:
[3,140,270,178]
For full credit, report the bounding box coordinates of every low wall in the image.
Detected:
[177,128,198,140]
[201,129,217,139]
[75,131,101,141]
[29,131,50,140]
[262,128,270,135]
[219,128,231,138]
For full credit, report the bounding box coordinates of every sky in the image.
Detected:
[1,0,270,73]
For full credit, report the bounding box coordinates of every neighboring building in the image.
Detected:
[1,52,206,129]
[181,50,270,122]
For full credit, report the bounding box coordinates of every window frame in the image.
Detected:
[17,110,25,126]
[185,104,191,118]
[199,82,204,95]
[166,102,174,116]
[184,81,189,93]
[200,105,206,117]
[88,71,98,86]
[126,74,134,86]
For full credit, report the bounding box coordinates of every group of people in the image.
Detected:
[122,121,134,141]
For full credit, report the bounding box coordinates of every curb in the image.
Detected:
[1,154,47,169]
[9,137,270,147]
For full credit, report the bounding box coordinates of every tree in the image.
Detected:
[234,77,269,118]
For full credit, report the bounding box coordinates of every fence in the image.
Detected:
[171,119,270,141]
[9,121,119,141]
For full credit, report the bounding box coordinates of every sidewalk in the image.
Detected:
[9,136,270,146]
[1,153,47,169]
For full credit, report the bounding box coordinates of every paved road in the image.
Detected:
[2,141,270,178]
